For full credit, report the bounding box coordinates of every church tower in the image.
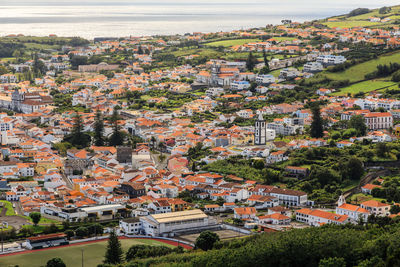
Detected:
[254,113,266,145]
[338,195,346,207]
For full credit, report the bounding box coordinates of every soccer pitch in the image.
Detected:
[0,238,174,267]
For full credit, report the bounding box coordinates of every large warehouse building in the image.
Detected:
[135,209,215,237]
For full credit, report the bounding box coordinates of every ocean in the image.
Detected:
[0,0,399,39]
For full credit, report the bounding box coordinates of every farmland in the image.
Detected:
[204,38,261,47]
[331,80,398,96]
[324,51,400,83]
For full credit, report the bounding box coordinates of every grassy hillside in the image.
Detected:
[322,5,400,28]
[331,80,398,96]
[324,51,400,83]
[204,39,261,47]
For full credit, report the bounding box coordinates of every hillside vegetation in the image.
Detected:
[322,5,400,28]
[125,222,400,267]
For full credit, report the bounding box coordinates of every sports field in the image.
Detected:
[0,238,175,267]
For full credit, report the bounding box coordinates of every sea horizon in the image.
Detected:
[0,0,399,39]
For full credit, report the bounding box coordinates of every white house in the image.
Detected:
[256,74,275,85]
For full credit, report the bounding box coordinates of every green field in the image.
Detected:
[323,20,383,28]
[269,37,298,42]
[324,51,400,83]
[0,201,15,216]
[323,5,400,28]
[171,48,223,58]
[204,39,261,47]
[1,238,174,267]
[331,80,398,96]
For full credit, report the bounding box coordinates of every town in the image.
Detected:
[1,5,400,267]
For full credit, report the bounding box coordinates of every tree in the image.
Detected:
[0,65,8,76]
[70,55,88,69]
[46,258,66,267]
[216,197,225,206]
[88,223,103,236]
[65,229,74,239]
[137,45,144,55]
[310,166,339,187]
[310,103,324,138]
[262,49,270,73]
[109,109,124,146]
[33,53,46,77]
[348,115,367,136]
[376,143,389,158]
[104,230,123,264]
[94,110,105,146]
[246,52,257,71]
[75,226,88,238]
[64,113,91,148]
[194,230,220,251]
[341,157,364,180]
[390,205,400,215]
[29,212,41,226]
[319,257,346,267]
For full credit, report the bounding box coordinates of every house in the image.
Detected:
[364,113,393,130]
[231,80,250,91]
[257,213,291,225]
[361,184,382,194]
[247,194,279,209]
[279,68,300,80]
[336,141,354,148]
[284,166,309,178]
[336,195,369,223]
[316,88,332,96]
[234,207,257,220]
[148,200,172,214]
[268,188,307,206]
[119,182,146,198]
[360,200,390,216]
[296,208,349,226]
[316,55,346,66]
[119,217,142,235]
[266,151,288,164]
[204,204,222,213]
[303,62,323,73]
[256,74,275,85]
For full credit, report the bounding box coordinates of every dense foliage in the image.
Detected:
[126,223,400,267]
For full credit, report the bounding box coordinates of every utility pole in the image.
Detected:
[1,225,3,253]
[81,248,84,267]
[1,222,7,253]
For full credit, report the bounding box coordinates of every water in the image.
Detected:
[0,0,399,39]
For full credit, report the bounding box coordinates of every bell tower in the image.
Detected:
[254,113,266,145]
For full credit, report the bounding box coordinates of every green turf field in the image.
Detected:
[331,80,398,96]
[204,39,261,47]
[324,51,400,83]
[0,238,174,267]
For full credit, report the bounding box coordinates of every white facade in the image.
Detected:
[256,74,275,85]
[140,209,212,237]
[364,113,393,130]
[119,218,142,235]
[303,62,323,73]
